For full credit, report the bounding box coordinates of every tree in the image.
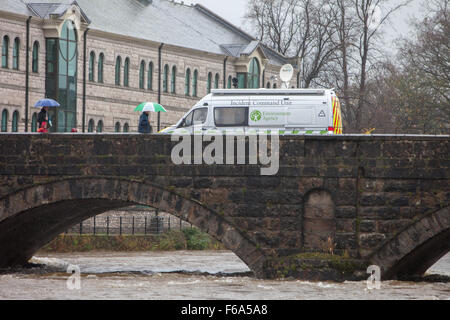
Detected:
[324,0,412,132]
[368,0,449,134]
[245,0,338,88]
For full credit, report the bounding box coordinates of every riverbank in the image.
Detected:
[39,228,225,253]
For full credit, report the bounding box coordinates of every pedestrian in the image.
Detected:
[37,106,49,133]
[138,111,152,133]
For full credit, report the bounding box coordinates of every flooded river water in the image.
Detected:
[0,251,449,300]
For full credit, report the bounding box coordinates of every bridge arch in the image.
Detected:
[0,178,266,276]
[370,207,450,280]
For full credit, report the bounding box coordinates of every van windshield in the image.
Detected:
[214,107,248,126]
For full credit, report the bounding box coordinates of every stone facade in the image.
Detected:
[0,134,448,280]
[0,2,288,133]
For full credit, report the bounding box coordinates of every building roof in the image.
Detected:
[1,0,288,66]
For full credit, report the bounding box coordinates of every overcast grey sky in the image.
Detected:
[193,0,426,51]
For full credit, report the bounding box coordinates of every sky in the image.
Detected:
[191,0,426,51]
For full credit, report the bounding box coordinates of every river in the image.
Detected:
[0,251,449,300]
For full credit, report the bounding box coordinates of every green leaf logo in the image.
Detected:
[250,110,262,122]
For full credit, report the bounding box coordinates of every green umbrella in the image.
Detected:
[134,102,167,112]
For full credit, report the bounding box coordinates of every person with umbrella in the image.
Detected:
[138,111,152,134]
[135,102,167,134]
[34,98,59,133]
[37,106,49,133]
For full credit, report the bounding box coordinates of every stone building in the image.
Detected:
[0,0,297,133]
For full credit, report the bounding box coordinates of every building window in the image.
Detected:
[32,41,39,73]
[124,57,130,87]
[227,75,232,89]
[2,36,8,68]
[96,120,103,133]
[192,69,198,97]
[214,73,219,89]
[273,83,277,89]
[185,68,191,96]
[123,123,129,133]
[148,62,153,90]
[207,72,212,94]
[89,51,95,82]
[115,56,121,85]
[12,111,18,132]
[237,73,246,88]
[171,65,176,94]
[98,53,104,83]
[248,58,260,88]
[163,64,169,93]
[12,37,20,70]
[1,109,8,132]
[88,119,94,132]
[45,20,78,133]
[31,112,37,132]
[266,82,270,88]
[115,122,121,132]
[139,60,145,89]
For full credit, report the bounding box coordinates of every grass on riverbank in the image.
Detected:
[39,228,225,253]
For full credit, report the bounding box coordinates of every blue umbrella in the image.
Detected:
[34,99,60,108]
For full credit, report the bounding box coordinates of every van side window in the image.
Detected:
[180,108,207,128]
[214,107,248,126]
[182,111,194,127]
[193,108,208,124]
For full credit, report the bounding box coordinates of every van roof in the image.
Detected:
[211,89,330,96]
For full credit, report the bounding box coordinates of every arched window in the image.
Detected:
[124,57,130,87]
[1,109,8,132]
[171,65,177,94]
[207,72,212,94]
[163,64,169,93]
[115,56,121,85]
[266,82,271,88]
[31,112,37,132]
[88,119,94,132]
[32,41,39,73]
[1,36,8,68]
[115,122,121,132]
[12,111,18,132]
[89,51,95,82]
[248,58,260,88]
[13,37,19,70]
[227,75,232,89]
[123,123,129,133]
[273,83,277,89]
[55,20,78,132]
[192,69,198,97]
[96,120,103,133]
[148,62,153,90]
[98,53,104,83]
[139,60,145,89]
[214,73,220,89]
[185,68,191,96]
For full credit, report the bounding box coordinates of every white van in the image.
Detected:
[160,89,343,135]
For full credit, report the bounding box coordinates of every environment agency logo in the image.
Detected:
[250,110,262,122]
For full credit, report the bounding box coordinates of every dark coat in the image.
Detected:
[138,113,152,133]
[37,109,47,128]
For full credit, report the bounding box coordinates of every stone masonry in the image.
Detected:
[0,134,448,280]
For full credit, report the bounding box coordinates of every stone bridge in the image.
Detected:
[0,134,449,281]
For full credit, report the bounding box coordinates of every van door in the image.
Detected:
[177,107,208,133]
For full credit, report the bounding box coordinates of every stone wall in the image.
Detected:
[0,134,448,276]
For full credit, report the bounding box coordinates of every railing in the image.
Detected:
[65,214,192,236]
